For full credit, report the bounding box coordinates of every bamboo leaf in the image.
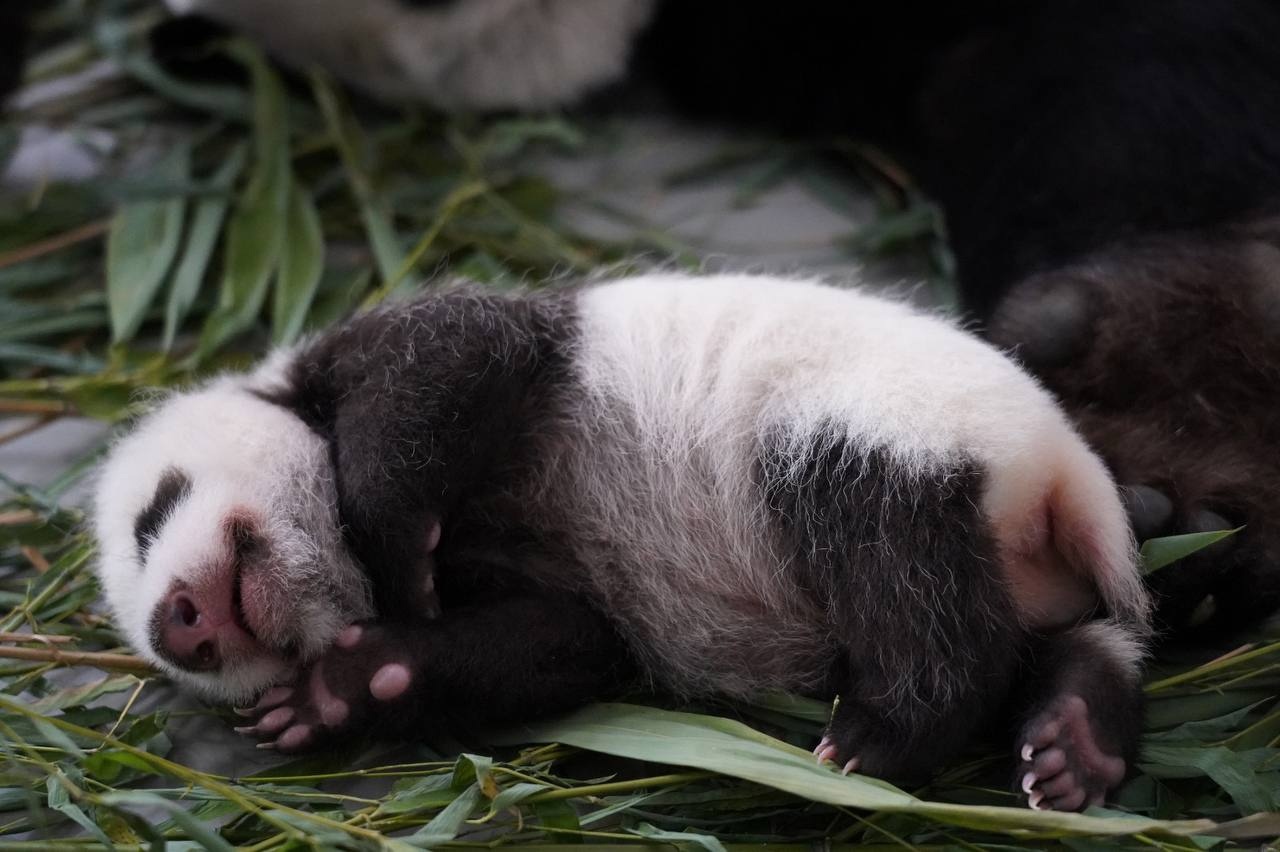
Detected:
[310,70,404,286]
[497,703,1221,837]
[1142,528,1244,575]
[631,821,729,852]
[106,144,189,343]
[100,791,236,852]
[195,48,291,359]
[46,775,113,847]
[271,182,325,345]
[163,143,247,349]
[407,783,483,848]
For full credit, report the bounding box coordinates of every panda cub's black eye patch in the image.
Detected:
[133,468,193,561]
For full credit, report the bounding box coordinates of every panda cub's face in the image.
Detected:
[92,376,373,702]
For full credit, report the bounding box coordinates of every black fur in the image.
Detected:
[133,468,193,559]
[0,0,33,105]
[251,289,638,741]
[265,290,576,619]
[760,437,1024,780]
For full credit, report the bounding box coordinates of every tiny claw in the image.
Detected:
[1028,791,1046,811]
[255,741,278,751]
[816,744,840,764]
[232,706,257,717]
[1021,743,1035,762]
[1021,771,1037,794]
[812,735,833,757]
[233,725,256,735]
[841,757,860,776]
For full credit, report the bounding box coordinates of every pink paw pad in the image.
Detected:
[370,662,412,700]
[1017,694,1126,812]
[335,625,364,649]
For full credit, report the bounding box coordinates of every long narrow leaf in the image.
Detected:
[271,182,325,345]
[498,703,1222,838]
[195,47,291,358]
[106,144,189,343]
[163,143,247,349]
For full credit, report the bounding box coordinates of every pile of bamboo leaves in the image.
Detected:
[1,2,1278,849]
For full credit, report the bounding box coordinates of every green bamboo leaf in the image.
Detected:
[497,703,1220,838]
[533,798,583,841]
[100,791,236,852]
[195,48,291,359]
[631,821,729,852]
[46,775,113,847]
[106,144,189,343]
[1142,528,1244,575]
[407,783,483,848]
[1140,745,1280,813]
[487,782,550,815]
[310,70,405,286]
[271,182,325,345]
[30,674,138,714]
[378,774,454,816]
[163,143,247,349]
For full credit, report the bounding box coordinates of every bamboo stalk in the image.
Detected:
[0,645,154,673]
[0,510,42,526]
[0,416,58,447]
[0,399,72,416]
[0,218,111,270]
[0,631,74,644]
[21,546,51,573]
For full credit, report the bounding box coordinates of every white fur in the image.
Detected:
[92,369,373,702]
[518,274,1150,696]
[164,0,656,110]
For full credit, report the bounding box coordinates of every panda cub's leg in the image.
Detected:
[761,435,1023,781]
[237,586,634,752]
[1013,621,1144,810]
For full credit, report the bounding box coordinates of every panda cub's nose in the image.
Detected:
[158,589,223,671]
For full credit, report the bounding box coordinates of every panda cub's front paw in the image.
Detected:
[234,623,418,753]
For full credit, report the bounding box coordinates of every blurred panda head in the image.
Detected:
[92,361,373,702]
[163,0,657,110]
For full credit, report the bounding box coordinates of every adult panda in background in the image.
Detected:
[158,0,656,110]
[94,273,1151,811]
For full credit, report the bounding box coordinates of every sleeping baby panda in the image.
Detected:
[93,274,1151,812]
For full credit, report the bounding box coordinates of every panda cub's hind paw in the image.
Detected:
[234,623,419,753]
[1017,694,1126,811]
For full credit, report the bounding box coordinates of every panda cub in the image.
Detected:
[93,274,1151,811]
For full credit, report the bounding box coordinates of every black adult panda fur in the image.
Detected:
[152,0,1280,639]
[94,273,1151,811]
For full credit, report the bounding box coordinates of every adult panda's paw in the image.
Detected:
[234,623,418,753]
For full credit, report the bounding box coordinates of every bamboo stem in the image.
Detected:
[0,631,74,644]
[0,218,111,270]
[0,645,154,673]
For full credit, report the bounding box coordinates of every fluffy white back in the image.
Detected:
[572,274,1147,637]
